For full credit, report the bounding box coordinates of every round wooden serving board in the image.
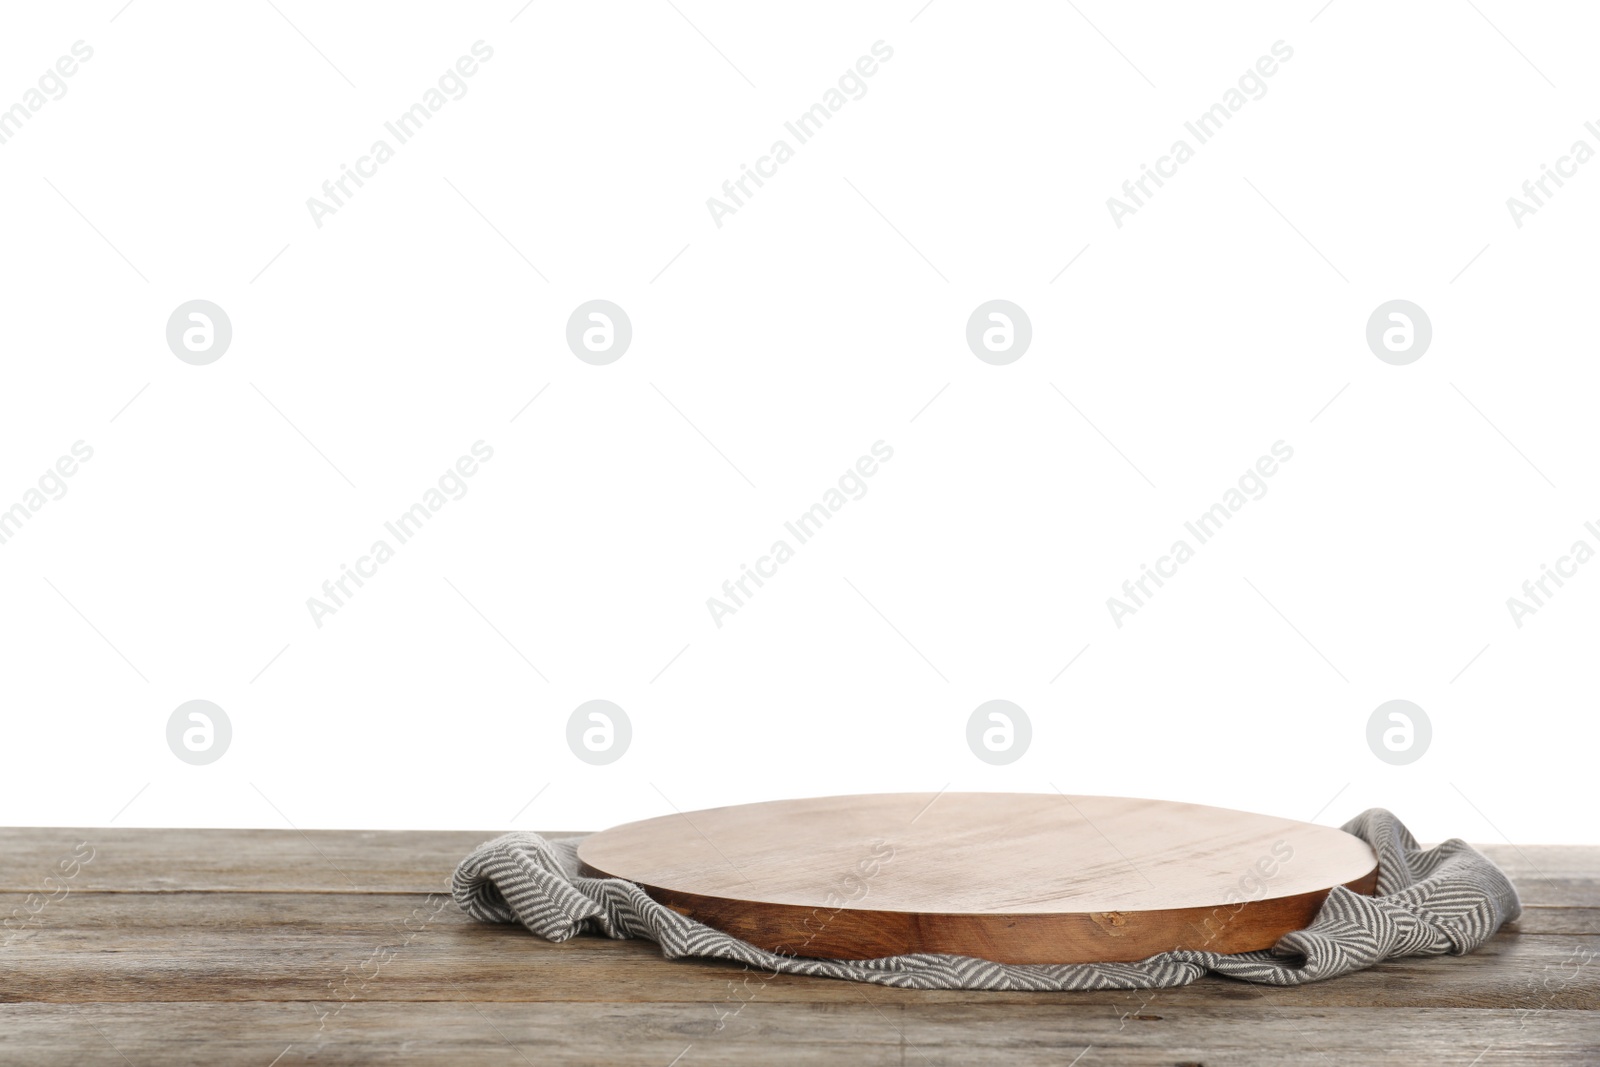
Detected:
[576,793,1379,964]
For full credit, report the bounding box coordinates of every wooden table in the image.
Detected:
[2,829,1596,1065]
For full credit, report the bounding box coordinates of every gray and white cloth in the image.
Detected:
[451,808,1521,990]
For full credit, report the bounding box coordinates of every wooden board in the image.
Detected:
[0,827,1592,1065]
[576,792,1380,964]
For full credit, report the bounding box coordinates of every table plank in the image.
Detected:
[0,1003,1596,1067]
[0,828,508,894]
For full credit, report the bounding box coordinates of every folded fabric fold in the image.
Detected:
[450,808,1521,990]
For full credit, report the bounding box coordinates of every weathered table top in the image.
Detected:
[1,828,1595,1065]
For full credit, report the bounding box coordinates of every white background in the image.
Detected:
[1,0,1594,844]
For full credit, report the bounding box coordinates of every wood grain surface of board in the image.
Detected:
[577,792,1380,963]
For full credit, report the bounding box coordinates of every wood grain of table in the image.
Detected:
[1,828,1595,1065]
